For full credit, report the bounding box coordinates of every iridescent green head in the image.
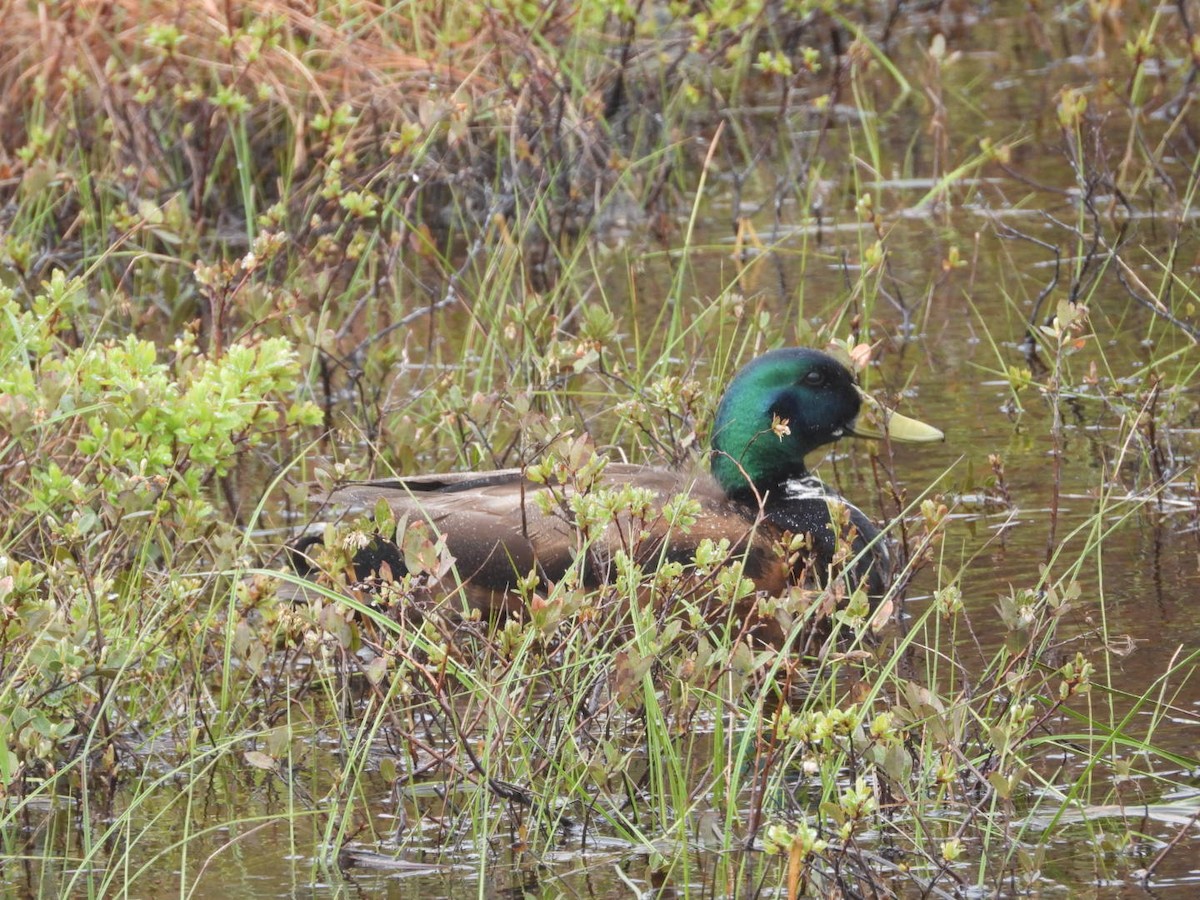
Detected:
[709,348,943,498]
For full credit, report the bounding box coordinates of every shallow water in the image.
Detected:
[215,182,1200,897]
[8,4,1200,899]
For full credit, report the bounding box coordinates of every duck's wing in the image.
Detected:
[324,469,570,610]
[315,464,788,607]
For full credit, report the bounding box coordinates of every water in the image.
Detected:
[9,4,1200,898]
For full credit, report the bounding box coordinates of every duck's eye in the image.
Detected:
[802,370,827,387]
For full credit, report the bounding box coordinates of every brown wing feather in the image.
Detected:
[325,474,560,611]
[321,464,790,623]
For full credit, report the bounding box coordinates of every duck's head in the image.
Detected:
[709,348,943,499]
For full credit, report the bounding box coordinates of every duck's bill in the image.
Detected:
[850,390,945,442]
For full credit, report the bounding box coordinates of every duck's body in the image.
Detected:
[295,349,941,641]
[320,464,791,618]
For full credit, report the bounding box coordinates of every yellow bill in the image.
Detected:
[850,389,945,443]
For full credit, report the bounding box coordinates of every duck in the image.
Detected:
[292,348,943,643]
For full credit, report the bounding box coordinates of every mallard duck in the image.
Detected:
[294,348,942,641]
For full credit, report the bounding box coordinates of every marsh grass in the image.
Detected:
[2,1,1200,897]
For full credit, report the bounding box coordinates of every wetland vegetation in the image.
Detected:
[1,1,1199,897]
